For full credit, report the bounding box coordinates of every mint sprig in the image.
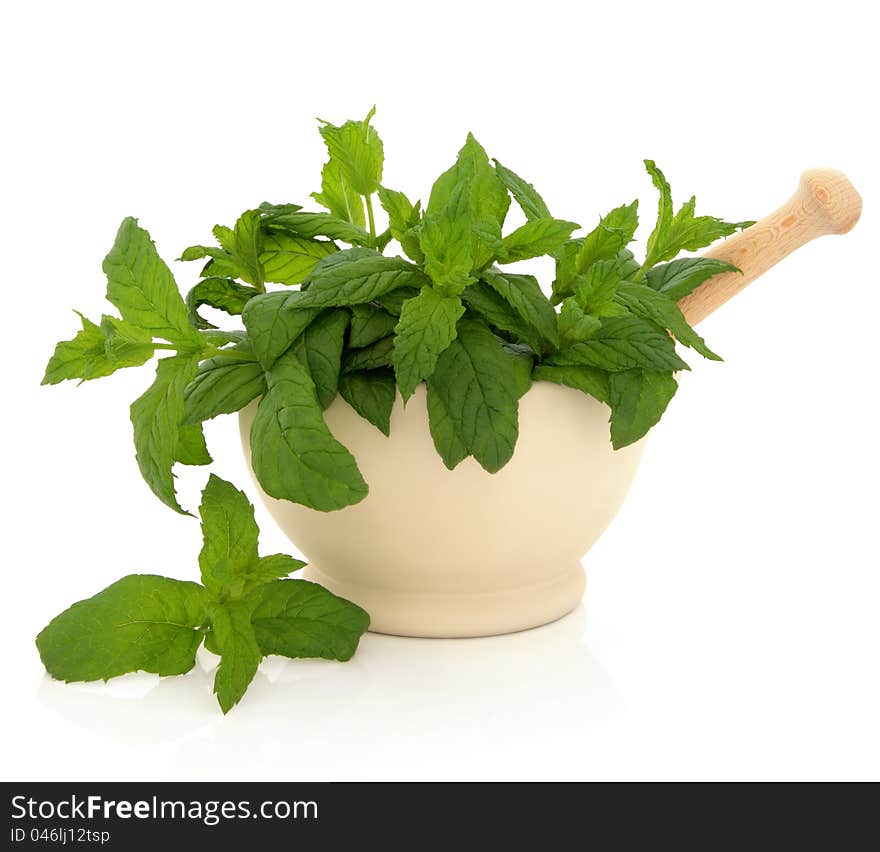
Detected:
[36,475,370,714]
[44,107,752,516]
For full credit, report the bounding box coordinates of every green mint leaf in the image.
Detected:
[481,269,559,351]
[426,317,520,472]
[130,353,203,513]
[392,287,465,400]
[231,210,265,287]
[182,356,265,426]
[377,186,423,261]
[292,309,349,409]
[615,283,721,361]
[573,257,628,315]
[317,106,384,197]
[100,315,155,363]
[42,312,153,385]
[427,134,510,269]
[241,291,322,370]
[492,160,552,221]
[348,303,399,348]
[250,554,306,584]
[104,218,201,346]
[342,335,395,373]
[338,369,396,436]
[575,201,639,276]
[500,218,579,262]
[645,257,739,301]
[373,286,420,316]
[198,474,260,595]
[609,368,678,449]
[311,157,366,227]
[426,381,469,469]
[248,579,370,662]
[642,161,751,270]
[546,316,690,373]
[249,349,368,510]
[260,231,338,286]
[533,364,610,405]
[557,298,602,346]
[461,281,542,351]
[36,575,209,682]
[260,208,372,246]
[185,278,258,329]
[503,343,535,398]
[419,182,476,294]
[210,599,262,714]
[175,422,212,466]
[297,253,430,308]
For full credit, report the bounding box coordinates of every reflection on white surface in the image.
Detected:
[36,607,621,779]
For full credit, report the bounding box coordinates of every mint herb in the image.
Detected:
[45,109,752,512]
[36,475,369,713]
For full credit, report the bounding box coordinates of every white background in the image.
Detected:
[2,0,877,781]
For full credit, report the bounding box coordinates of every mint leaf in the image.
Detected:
[609,368,678,448]
[557,298,601,346]
[338,369,396,436]
[297,253,430,308]
[492,160,552,221]
[210,599,262,714]
[500,218,579,262]
[615,283,721,360]
[104,218,200,345]
[175,422,212,466]
[185,278,258,329]
[42,312,154,384]
[642,161,752,271]
[426,317,520,472]
[503,343,535,398]
[230,210,264,287]
[249,349,368,510]
[342,335,395,373]
[249,579,370,662]
[130,353,203,513]
[546,316,689,372]
[533,364,610,405]
[427,134,510,269]
[419,182,476,295]
[36,575,209,682]
[426,382,469,469]
[250,554,306,584]
[242,291,322,369]
[348,303,399,348]
[645,257,739,301]
[311,157,366,227]
[377,186,423,261]
[198,474,260,595]
[260,208,372,246]
[260,231,337,286]
[575,201,639,274]
[392,287,465,400]
[183,357,266,425]
[481,269,559,351]
[462,281,541,351]
[293,309,349,408]
[100,315,155,363]
[317,106,384,197]
[573,257,629,316]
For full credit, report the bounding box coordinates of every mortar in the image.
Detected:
[240,169,862,638]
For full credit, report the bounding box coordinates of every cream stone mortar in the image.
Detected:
[239,381,644,638]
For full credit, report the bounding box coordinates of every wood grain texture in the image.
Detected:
[680,168,862,326]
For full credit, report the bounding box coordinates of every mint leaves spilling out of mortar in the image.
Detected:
[44,107,752,513]
[37,475,369,713]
